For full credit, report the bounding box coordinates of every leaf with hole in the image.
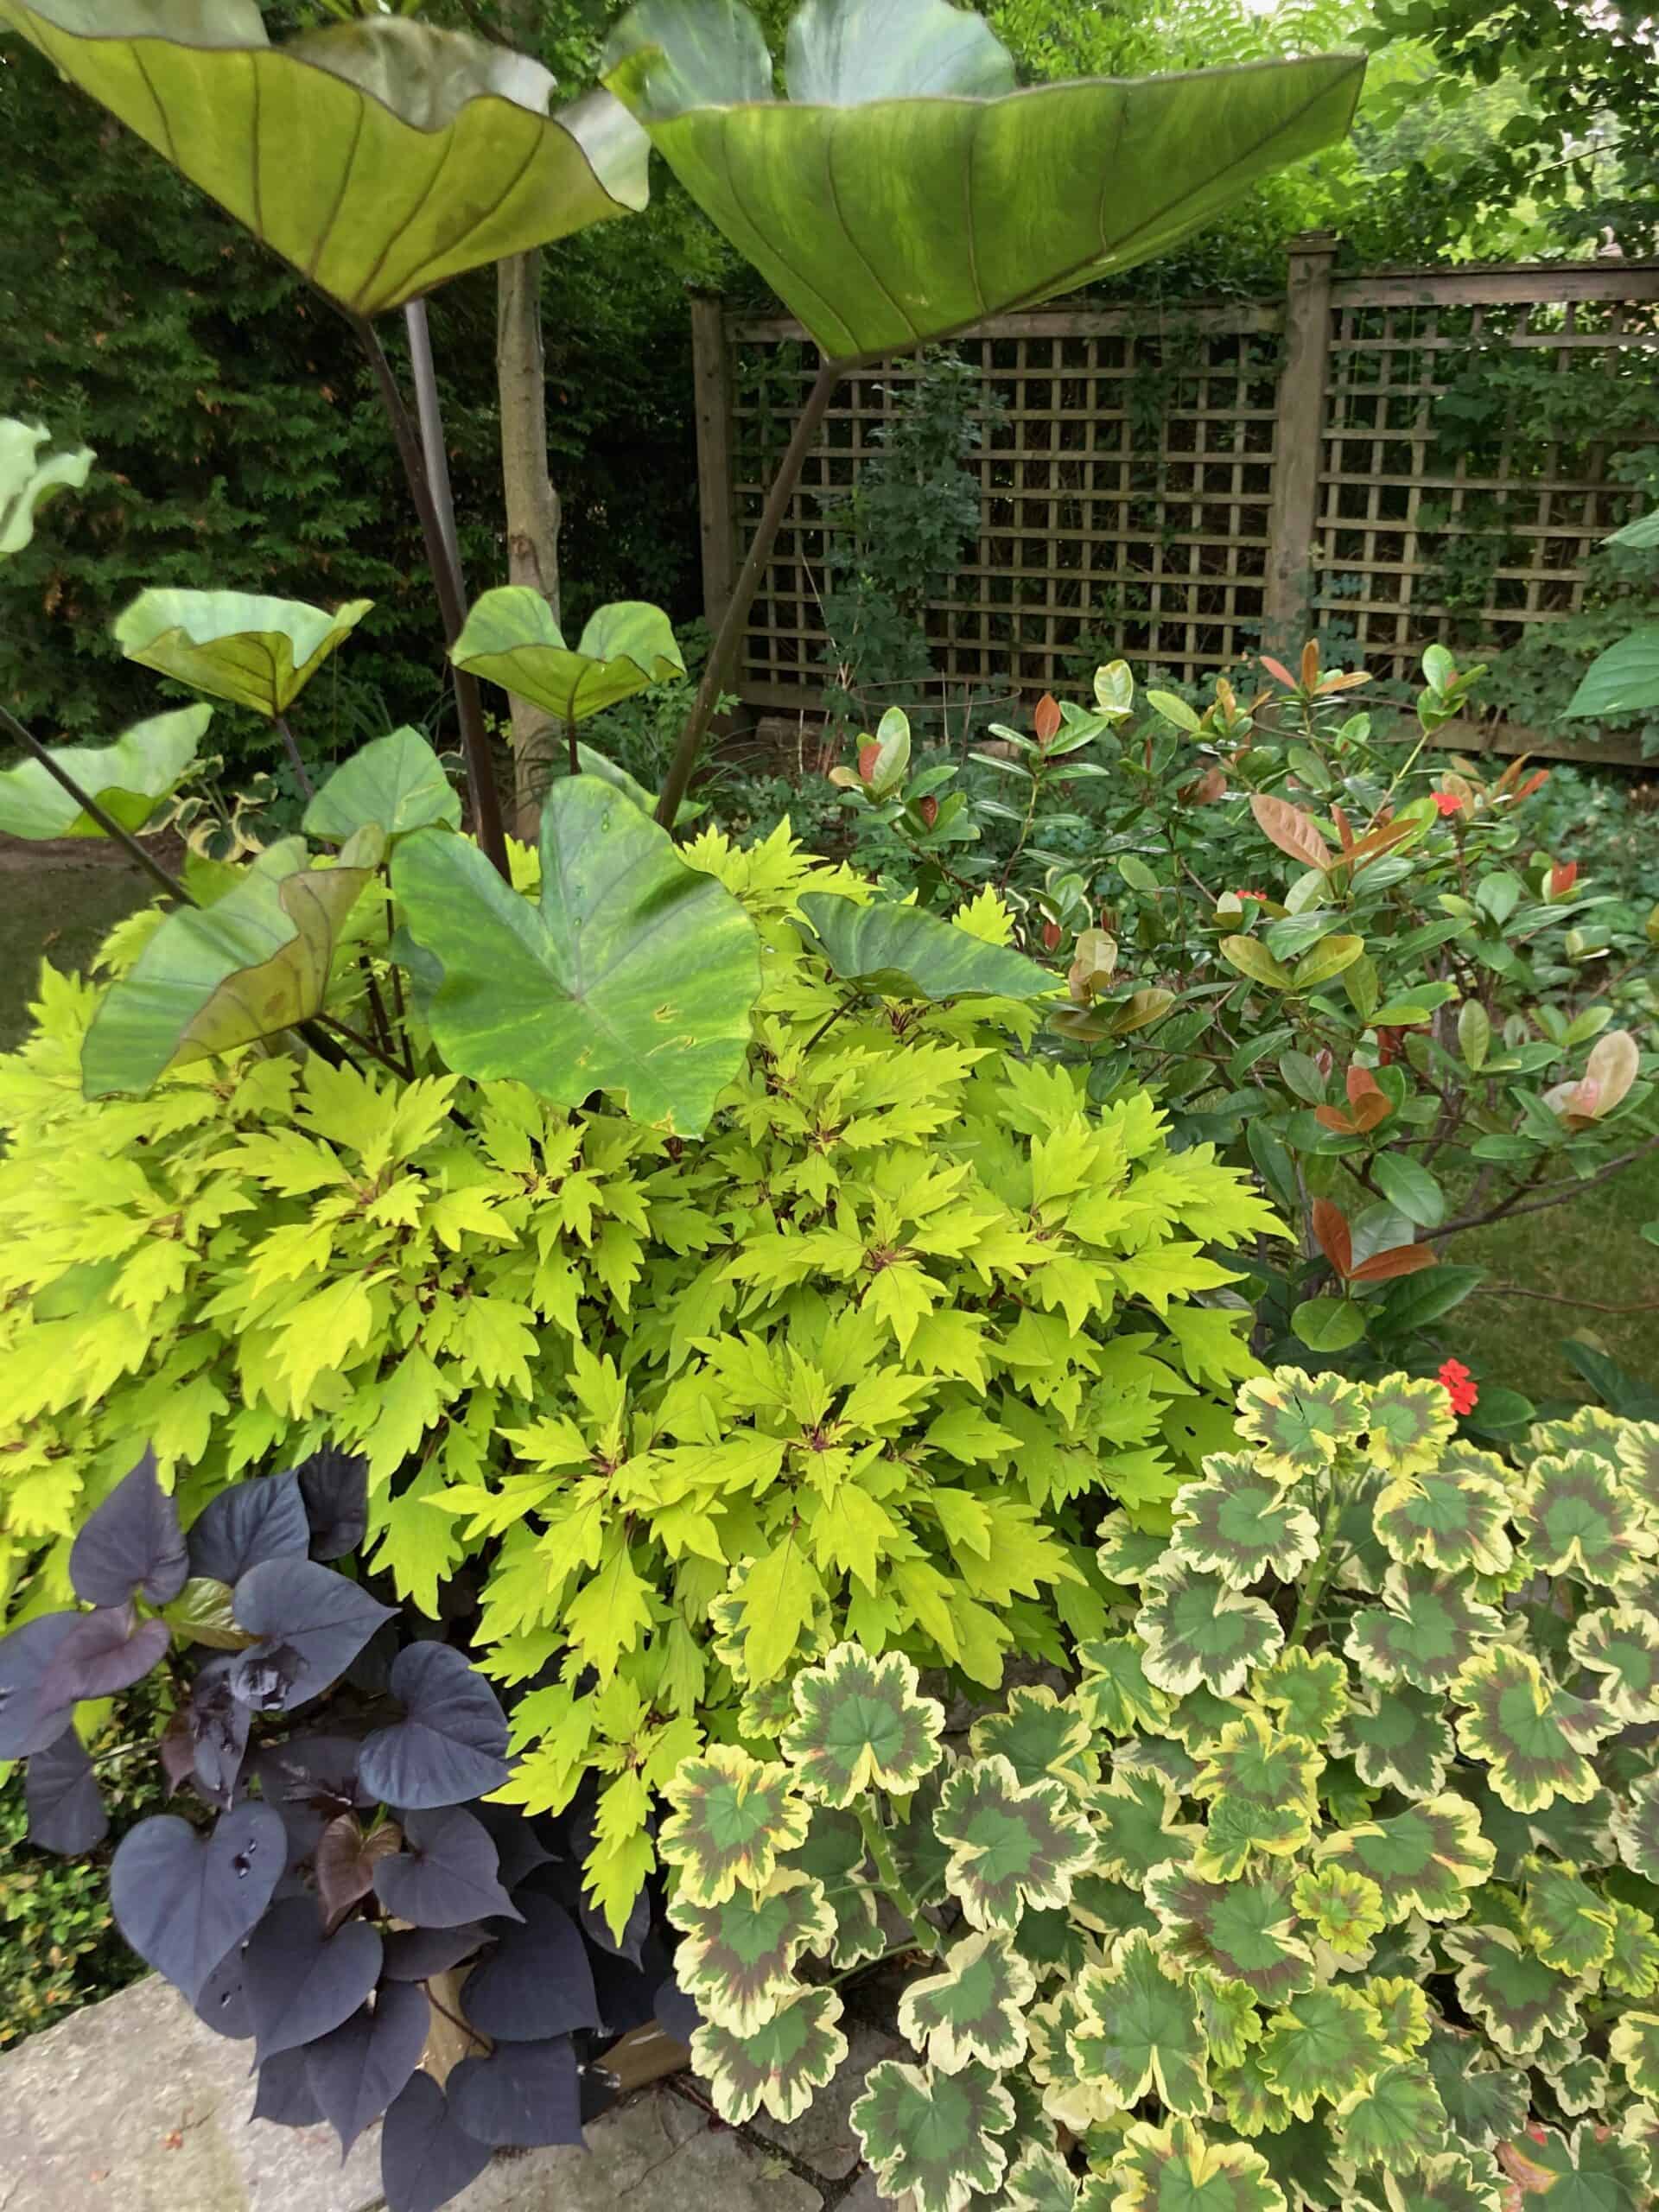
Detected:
[229,1559,396,1713]
[111,1804,286,2004]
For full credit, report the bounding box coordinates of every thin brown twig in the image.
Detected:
[1428,1136,1659,1239]
[1471,1282,1659,1315]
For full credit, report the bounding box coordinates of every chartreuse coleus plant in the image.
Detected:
[0,1446,690,2212]
[0,823,1275,1929]
[655,1371,1659,2212]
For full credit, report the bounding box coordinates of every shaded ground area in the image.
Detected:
[0,836,156,1052]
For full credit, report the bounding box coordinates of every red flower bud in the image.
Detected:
[915,795,939,829]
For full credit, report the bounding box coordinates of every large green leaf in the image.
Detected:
[0,416,92,556]
[1564,628,1659,721]
[303,728,461,845]
[602,0,1363,361]
[798,893,1053,1003]
[391,777,762,1135]
[112,589,372,718]
[0,706,208,838]
[450,589,684,727]
[81,829,384,1096]
[0,3,649,318]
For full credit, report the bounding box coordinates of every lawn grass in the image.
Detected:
[0,856,152,1052]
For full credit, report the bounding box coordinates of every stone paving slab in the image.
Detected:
[0,1977,839,2212]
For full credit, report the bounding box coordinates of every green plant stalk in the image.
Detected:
[272,712,315,800]
[1285,1471,1346,1649]
[654,359,844,830]
[855,1800,943,1956]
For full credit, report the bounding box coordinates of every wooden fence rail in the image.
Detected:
[690,240,1659,759]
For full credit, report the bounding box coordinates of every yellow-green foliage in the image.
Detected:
[0,824,1275,1916]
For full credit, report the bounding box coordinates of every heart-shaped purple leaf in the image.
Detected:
[188,1471,309,1586]
[251,2044,327,2128]
[304,1982,431,2156]
[589,1931,671,2039]
[654,1970,702,2044]
[111,1804,286,2004]
[195,1941,254,2039]
[380,2072,492,2212]
[25,1726,108,1854]
[473,1800,554,1893]
[242,1896,383,2062]
[180,1656,254,1809]
[447,2035,583,2147]
[381,1922,493,1982]
[39,1608,170,1708]
[461,1893,598,2042]
[297,1446,369,1561]
[0,1613,82,1760]
[357,1643,510,1810]
[69,1446,188,1608]
[373,1807,521,1929]
[250,1732,373,1862]
[230,1560,395,1712]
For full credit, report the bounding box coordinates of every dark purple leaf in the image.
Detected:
[25,1726,107,1854]
[461,1894,598,2042]
[298,1446,369,1561]
[69,1446,188,1608]
[316,1814,402,1931]
[357,1643,510,1811]
[182,1657,253,1809]
[304,1982,430,2156]
[242,1896,383,2062]
[380,2072,492,2212]
[0,1613,82,1759]
[251,2044,326,2128]
[448,2035,583,2147]
[188,1471,308,1586]
[39,1608,170,1709]
[473,1800,554,1894]
[230,1560,394,1712]
[250,1732,372,1862]
[381,1922,492,1982]
[654,1970,702,2044]
[373,1807,521,1929]
[111,1804,286,2004]
[589,1931,672,2039]
[195,1942,253,2039]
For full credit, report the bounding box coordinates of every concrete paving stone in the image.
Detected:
[743,2024,902,2181]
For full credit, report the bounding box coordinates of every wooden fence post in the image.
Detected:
[1263,231,1338,651]
[690,292,739,633]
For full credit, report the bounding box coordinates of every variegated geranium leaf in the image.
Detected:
[1256,2114,1343,2209]
[1075,1637,1173,1738]
[780,1804,885,1969]
[1357,1975,1431,2059]
[1292,1864,1387,1957]
[850,2057,1015,2212]
[1235,1368,1367,1479]
[1440,1924,1582,2056]
[1380,2150,1505,2212]
[1546,2050,1611,2116]
[1611,2011,1659,2101]
[658,1743,810,1905]
[1252,1649,1351,1745]
[671,1871,834,2033]
[1161,1684,1249,1755]
[936,1756,1096,1933]
[691,1985,849,2124]
[1096,1512,1174,1586]
[1195,1969,1266,2071]
[1215,2048,1295,2140]
[1136,1570,1284,1698]
[969,1685,1096,1795]
[1338,1683,1456,1799]
[1148,1863,1314,2003]
[1344,1567,1502,1692]
[1452,1644,1611,1813]
[1063,1872,1159,1948]
[1567,1605,1659,1722]
[1521,1403,1626,1471]
[1334,2063,1449,2174]
[1422,2026,1528,2153]
[897,1931,1036,2075]
[1258,1985,1389,2119]
[1104,2117,1287,2212]
[1365,1375,1459,1476]
[1519,1856,1616,1978]
[780,1641,945,1806]
[1000,2144,1084,2212]
[887,1764,955,1908]
[1192,1713,1322,1880]
[1168,1461,1321,1589]
[1494,2123,1649,2212]
[1088,1767,1202,1886]
[1516,1451,1657,1589]
[1071,1931,1211,2117]
[1029,1986,1110,2133]
[1614,1770,1659,1882]
[1616,1421,1659,1522]
[1315,1794,1495,1924]
[1606,1899,1659,1999]
[1373,1452,1515,1578]
[1618,2101,1659,2193]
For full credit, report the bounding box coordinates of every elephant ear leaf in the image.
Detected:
[0,4,648,318]
[112,588,372,717]
[779,1642,945,1807]
[390,776,761,1135]
[0,707,211,840]
[81,830,385,1098]
[849,2057,1015,2210]
[304,728,460,844]
[0,416,92,555]
[798,893,1053,1003]
[452,588,684,726]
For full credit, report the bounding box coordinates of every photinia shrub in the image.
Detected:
[0,826,1276,1930]
[656,1370,1659,2212]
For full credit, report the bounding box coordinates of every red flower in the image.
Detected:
[1433,791,1465,818]
[1230,888,1268,904]
[1439,1357,1478,1417]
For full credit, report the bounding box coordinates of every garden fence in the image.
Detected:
[690,239,1659,758]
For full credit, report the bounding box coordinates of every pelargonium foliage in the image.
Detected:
[657,1376,1659,2212]
[0,1447,688,2212]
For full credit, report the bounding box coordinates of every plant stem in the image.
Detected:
[2,702,190,904]
[655,358,845,830]
[273,713,315,799]
[855,1802,943,1956]
[317,1012,408,1081]
[566,711,579,780]
[1286,1472,1345,1650]
[353,310,511,884]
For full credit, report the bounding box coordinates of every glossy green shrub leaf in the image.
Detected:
[0,3,649,317]
[658,1744,809,1907]
[450,589,684,726]
[779,1642,945,1807]
[1452,1644,1610,1813]
[391,778,762,1135]
[692,1984,848,2124]
[896,1930,1036,2074]
[798,892,1053,1002]
[80,829,384,1097]
[0,416,92,556]
[671,1871,832,2032]
[112,589,372,717]
[1314,1795,1495,1924]
[934,1754,1094,1933]
[1564,628,1659,721]
[0,706,208,838]
[849,2056,1015,2212]
[303,728,460,844]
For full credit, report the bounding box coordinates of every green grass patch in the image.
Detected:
[0,858,151,1052]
